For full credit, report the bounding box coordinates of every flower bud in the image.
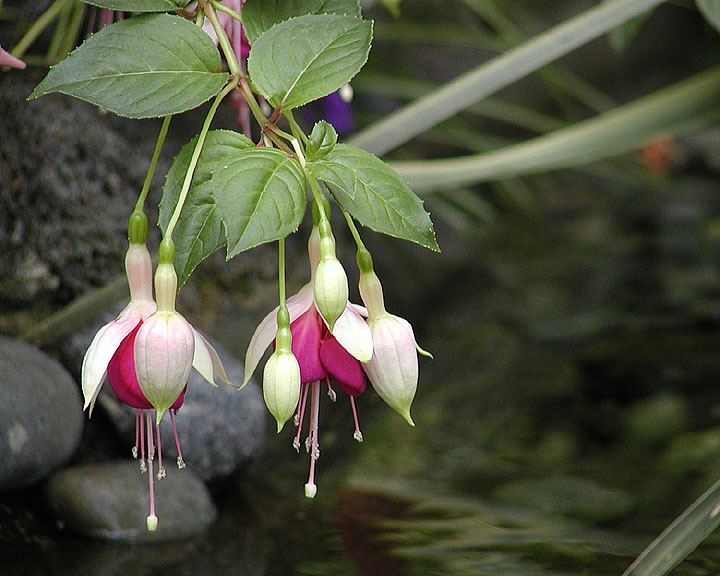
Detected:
[263,344,301,433]
[134,310,195,423]
[313,238,348,331]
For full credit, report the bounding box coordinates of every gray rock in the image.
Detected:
[0,336,83,491]
[0,74,160,305]
[43,460,216,541]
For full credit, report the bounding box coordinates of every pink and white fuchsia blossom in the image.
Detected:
[359,264,431,426]
[244,227,373,497]
[81,239,230,531]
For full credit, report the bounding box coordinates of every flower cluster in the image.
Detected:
[244,221,429,498]
[81,213,230,531]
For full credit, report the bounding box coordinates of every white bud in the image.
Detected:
[313,257,348,331]
[263,349,301,432]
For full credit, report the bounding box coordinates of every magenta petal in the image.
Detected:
[107,322,185,410]
[320,335,366,396]
[290,309,326,383]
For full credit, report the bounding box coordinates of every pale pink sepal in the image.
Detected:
[192,328,232,387]
[331,303,373,363]
[242,283,314,388]
[363,314,419,426]
[81,300,156,415]
[0,46,26,70]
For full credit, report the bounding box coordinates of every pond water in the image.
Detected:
[5,169,720,576]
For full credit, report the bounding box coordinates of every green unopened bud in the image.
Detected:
[314,253,348,331]
[263,348,301,432]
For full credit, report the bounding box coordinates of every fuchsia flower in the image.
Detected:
[0,44,26,70]
[358,264,432,426]
[244,227,373,497]
[81,239,230,530]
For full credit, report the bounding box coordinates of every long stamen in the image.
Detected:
[305,382,320,498]
[327,381,336,402]
[146,410,158,531]
[139,409,147,473]
[132,409,140,459]
[293,383,309,452]
[350,396,363,442]
[156,421,166,480]
[170,410,186,469]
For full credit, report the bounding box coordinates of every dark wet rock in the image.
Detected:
[62,316,266,481]
[0,336,83,491]
[44,460,216,541]
[493,476,635,524]
[0,74,159,304]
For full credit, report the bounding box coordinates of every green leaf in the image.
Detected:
[308,144,438,251]
[243,0,361,45]
[247,14,372,110]
[29,14,228,118]
[306,121,338,161]
[212,148,307,256]
[79,0,191,11]
[697,0,720,33]
[160,130,254,286]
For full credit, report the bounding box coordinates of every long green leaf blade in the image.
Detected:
[30,14,228,118]
[348,0,669,156]
[391,66,720,191]
[622,478,720,576]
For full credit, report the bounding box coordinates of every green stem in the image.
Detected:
[304,171,330,224]
[342,210,367,253]
[46,0,71,62]
[391,66,720,191]
[348,0,668,156]
[211,0,242,23]
[201,0,241,77]
[57,1,87,62]
[239,78,268,126]
[284,110,309,145]
[136,115,172,212]
[278,238,286,306]
[165,79,238,240]
[11,0,71,60]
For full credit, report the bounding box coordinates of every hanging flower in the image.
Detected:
[81,237,231,531]
[243,227,372,497]
[358,265,431,426]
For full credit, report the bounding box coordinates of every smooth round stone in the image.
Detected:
[44,460,216,541]
[0,336,83,491]
[97,336,266,482]
[493,476,635,524]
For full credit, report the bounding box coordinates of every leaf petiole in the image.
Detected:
[165,77,239,241]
